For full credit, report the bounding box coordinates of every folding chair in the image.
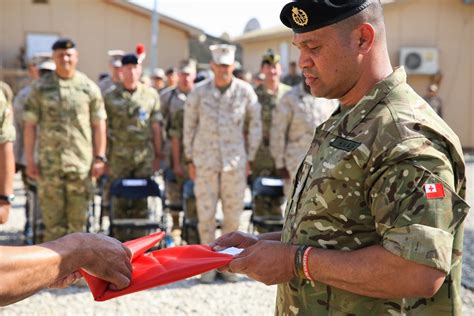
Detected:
[249,176,285,233]
[108,178,166,239]
[24,180,42,245]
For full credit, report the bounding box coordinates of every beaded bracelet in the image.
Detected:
[302,246,314,281]
[294,245,308,279]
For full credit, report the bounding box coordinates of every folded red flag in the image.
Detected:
[80,232,234,301]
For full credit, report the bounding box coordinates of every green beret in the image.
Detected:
[261,49,281,65]
[280,0,373,33]
[52,38,76,50]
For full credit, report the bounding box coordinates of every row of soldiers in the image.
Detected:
[3,37,336,284]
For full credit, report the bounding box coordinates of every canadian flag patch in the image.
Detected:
[423,183,445,199]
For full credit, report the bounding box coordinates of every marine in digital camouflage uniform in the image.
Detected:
[184,46,262,245]
[184,44,262,283]
[213,1,470,314]
[24,39,107,242]
[104,54,162,241]
[168,107,198,243]
[270,82,338,196]
[161,60,198,243]
[250,50,291,230]
[98,50,124,95]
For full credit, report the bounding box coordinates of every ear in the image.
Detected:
[356,23,375,54]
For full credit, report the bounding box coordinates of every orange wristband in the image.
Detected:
[302,246,313,281]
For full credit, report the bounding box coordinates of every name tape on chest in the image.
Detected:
[423,182,445,199]
[329,136,361,152]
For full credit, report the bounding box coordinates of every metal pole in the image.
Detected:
[150,0,159,71]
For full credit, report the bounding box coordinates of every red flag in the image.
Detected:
[423,182,445,199]
[80,232,233,301]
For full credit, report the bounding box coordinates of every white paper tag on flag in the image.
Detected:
[218,247,243,256]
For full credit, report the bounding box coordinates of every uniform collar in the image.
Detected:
[324,67,407,136]
[119,82,143,97]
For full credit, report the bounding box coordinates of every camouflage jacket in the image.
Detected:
[183,78,262,171]
[104,83,161,161]
[24,71,106,175]
[160,86,188,136]
[276,67,470,315]
[255,83,291,146]
[0,89,15,144]
[270,83,338,178]
[13,84,32,165]
[98,76,117,95]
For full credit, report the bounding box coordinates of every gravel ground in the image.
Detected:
[1,158,473,315]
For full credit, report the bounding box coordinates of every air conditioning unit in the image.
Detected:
[399,47,439,75]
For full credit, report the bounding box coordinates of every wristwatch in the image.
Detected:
[95,155,108,163]
[0,194,15,205]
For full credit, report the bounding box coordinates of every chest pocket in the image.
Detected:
[41,88,62,122]
[65,86,90,118]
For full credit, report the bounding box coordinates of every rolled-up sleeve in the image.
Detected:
[183,90,199,161]
[368,160,469,273]
[270,93,292,169]
[89,83,107,122]
[245,89,262,161]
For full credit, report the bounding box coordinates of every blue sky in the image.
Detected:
[130,0,289,38]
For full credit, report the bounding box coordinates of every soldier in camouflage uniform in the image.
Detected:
[161,60,198,243]
[104,54,162,241]
[14,57,55,237]
[24,38,107,242]
[184,44,262,283]
[270,82,338,197]
[98,50,124,95]
[212,1,470,315]
[251,50,291,230]
[0,87,16,223]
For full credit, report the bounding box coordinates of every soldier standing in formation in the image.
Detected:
[103,53,162,241]
[251,50,291,229]
[282,61,302,87]
[0,71,134,306]
[160,59,198,244]
[165,67,178,90]
[14,56,55,237]
[183,44,262,283]
[270,82,338,196]
[214,1,469,314]
[98,50,124,95]
[151,68,166,93]
[24,38,107,242]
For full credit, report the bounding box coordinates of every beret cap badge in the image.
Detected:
[291,7,309,27]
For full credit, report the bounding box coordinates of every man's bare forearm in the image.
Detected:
[151,122,162,157]
[92,120,106,156]
[0,142,14,196]
[308,245,446,299]
[257,232,282,241]
[0,238,81,306]
[171,137,181,167]
[23,122,36,165]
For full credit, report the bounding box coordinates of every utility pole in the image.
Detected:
[150,0,159,71]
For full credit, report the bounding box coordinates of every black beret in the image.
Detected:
[280,0,373,33]
[121,54,139,66]
[51,38,76,50]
